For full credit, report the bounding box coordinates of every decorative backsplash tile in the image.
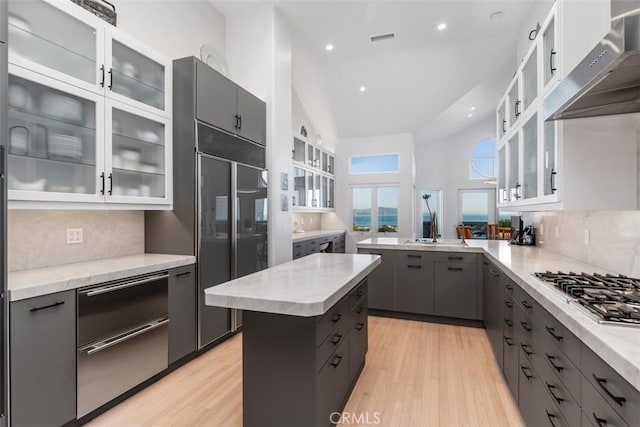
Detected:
[292,212,322,232]
[8,210,144,272]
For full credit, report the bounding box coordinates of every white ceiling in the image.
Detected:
[277,0,538,140]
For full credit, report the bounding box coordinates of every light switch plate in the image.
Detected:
[66,228,83,245]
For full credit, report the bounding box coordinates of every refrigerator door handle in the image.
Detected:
[230,162,239,332]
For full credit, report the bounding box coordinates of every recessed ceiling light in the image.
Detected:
[490,11,504,21]
[325,44,334,51]
[470,106,476,111]
[437,23,447,31]
[468,113,473,118]
[359,86,366,92]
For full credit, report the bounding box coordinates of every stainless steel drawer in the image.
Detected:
[77,318,169,417]
[77,272,169,346]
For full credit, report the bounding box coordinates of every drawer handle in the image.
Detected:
[357,306,365,314]
[330,355,343,367]
[356,289,365,297]
[546,410,557,427]
[545,326,563,341]
[407,254,422,259]
[592,413,608,427]
[504,336,514,346]
[505,300,513,308]
[546,382,564,404]
[520,343,533,356]
[546,354,564,372]
[176,271,192,278]
[448,256,463,260]
[593,374,626,406]
[408,265,422,269]
[520,365,533,380]
[489,268,500,278]
[331,313,342,323]
[83,317,169,355]
[356,322,365,331]
[29,301,65,313]
[521,300,532,310]
[448,267,463,271]
[330,334,342,345]
[504,319,513,327]
[520,321,532,333]
[81,273,170,297]
[505,283,513,290]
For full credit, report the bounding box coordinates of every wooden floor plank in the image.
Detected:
[88,316,523,427]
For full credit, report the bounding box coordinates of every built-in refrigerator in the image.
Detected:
[0,1,8,424]
[146,57,268,349]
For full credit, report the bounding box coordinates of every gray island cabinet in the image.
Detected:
[205,253,380,427]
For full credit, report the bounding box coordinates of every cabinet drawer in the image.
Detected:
[434,262,477,319]
[582,344,640,424]
[168,265,197,364]
[503,333,519,401]
[308,239,320,254]
[317,299,348,345]
[513,284,544,325]
[348,279,368,311]
[537,309,581,366]
[317,318,349,371]
[317,338,350,426]
[504,276,516,295]
[431,252,478,264]
[582,376,629,427]
[395,260,435,315]
[293,241,307,251]
[349,312,368,385]
[532,326,581,403]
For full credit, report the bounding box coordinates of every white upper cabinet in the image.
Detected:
[291,132,336,212]
[6,0,172,209]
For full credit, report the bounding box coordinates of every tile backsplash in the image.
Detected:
[8,210,144,272]
[524,210,640,277]
[292,213,322,232]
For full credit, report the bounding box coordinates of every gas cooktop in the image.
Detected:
[534,271,640,327]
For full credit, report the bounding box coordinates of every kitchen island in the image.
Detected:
[205,253,381,427]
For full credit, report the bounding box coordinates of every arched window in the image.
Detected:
[469,137,497,180]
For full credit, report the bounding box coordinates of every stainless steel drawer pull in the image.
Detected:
[593,374,626,406]
[30,301,65,312]
[82,273,170,297]
[84,317,169,355]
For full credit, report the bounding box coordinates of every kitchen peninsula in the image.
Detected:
[205,253,381,426]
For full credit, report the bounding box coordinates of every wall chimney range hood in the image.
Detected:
[544,6,640,121]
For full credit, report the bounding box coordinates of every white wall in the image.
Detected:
[116,0,226,60]
[222,4,293,266]
[414,114,496,239]
[292,89,316,144]
[322,133,415,253]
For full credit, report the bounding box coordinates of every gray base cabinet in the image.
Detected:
[242,279,368,427]
[357,249,395,311]
[292,232,346,260]
[434,261,477,319]
[10,290,76,427]
[168,265,197,364]
[482,258,504,368]
[395,255,434,315]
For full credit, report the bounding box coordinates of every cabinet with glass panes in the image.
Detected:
[291,132,336,211]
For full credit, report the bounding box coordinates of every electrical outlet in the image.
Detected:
[66,228,83,245]
[539,224,544,236]
[554,225,560,238]
[584,229,590,245]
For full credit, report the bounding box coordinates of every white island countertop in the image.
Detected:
[8,253,196,301]
[357,237,640,392]
[205,253,381,317]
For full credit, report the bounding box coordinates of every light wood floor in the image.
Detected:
[88,316,523,427]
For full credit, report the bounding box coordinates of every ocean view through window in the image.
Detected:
[352,185,398,233]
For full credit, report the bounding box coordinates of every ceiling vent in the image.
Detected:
[370,32,395,42]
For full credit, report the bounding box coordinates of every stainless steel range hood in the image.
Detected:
[544,8,640,121]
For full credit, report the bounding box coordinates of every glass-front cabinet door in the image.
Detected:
[307,172,316,207]
[522,113,538,200]
[293,167,306,207]
[522,47,537,113]
[497,99,507,140]
[508,79,520,126]
[329,178,334,208]
[105,29,170,117]
[7,68,104,203]
[542,12,558,92]
[508,133,520,202]
[293,137,305,163]
[7,0,103,94]
[498,146,507,204]
[328,155,335,175]
[321,152,328,173]
[321,176,328,208]
[543,120,558,197]
[307,144,314,168]
[314,174,321,207]
[105,100,170,205]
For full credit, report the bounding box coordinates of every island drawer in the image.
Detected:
[396,250,437,263]
[513,284,544,326]
[349,311,368,384]
[582,376,629,427]
[582,343,640,424]
[504,276,516,296]
[316,298,348,346]
[317,318,349,371]
[431,252,478,264]
[537,308,581,365]
[532,329,581,404]
[348,279,367,311]
[317,338,350,426]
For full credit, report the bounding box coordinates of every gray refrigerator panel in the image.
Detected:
[198,155,232,347]
[0,32,7,425]
[0,0,6,44]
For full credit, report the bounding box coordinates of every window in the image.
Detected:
[459,190,492,239]
[350,154,399,174]
[352,185,398,233]
[470,137,497,180]
[421,189,443,238]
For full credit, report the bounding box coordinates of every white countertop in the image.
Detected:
[205,253,381,317]
[292,229,345,243]
[8,253,196,301]
[357,237,640,392]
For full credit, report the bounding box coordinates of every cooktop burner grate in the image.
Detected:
[534,271,640,326]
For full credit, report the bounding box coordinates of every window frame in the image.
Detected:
[349,153,400,175]
[351,183,400,235]
[469,137,497,181]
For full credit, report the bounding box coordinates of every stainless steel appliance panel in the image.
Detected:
[77,318,168,417]
[198,154,232,346]
[236,164,268,278]
[0,15,8,421]
[197,122,265,169]
[77,273,168,346]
